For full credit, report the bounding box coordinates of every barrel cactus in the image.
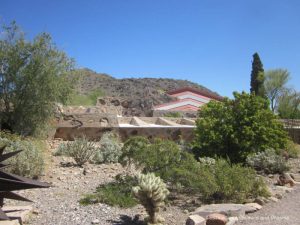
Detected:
[132,173,169,225]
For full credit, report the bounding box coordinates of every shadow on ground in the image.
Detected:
[108,215,145,225]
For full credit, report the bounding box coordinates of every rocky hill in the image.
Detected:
[73,68,221,116]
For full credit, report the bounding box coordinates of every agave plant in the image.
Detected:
[0,144,49,220]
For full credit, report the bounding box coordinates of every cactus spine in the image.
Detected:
[132,173,169,225]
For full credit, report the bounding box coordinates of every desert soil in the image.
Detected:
[6,141,187,225]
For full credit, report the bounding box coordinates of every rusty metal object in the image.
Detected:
[0,144,49,220]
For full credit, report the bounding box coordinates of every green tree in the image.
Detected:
[194,92,288,163]
[0,22,74,135]
[250,53,266,97]
[277,89,300,119]
[264,69,290,112]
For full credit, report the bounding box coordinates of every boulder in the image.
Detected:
[186,215,206,225]
[226,217,238,225]
[244,203,262,213]
[206,213,228,225]
[194,204,251,217]
[277,173,296,187]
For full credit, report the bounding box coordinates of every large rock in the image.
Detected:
[186,215,206,225]
[194,204,253,217]
[244,203,262,213]
[206,213,228,225]
[226,217,238,225]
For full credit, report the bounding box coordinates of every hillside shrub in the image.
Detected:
[0,137,44,179]
[164,112,182,118]
[246,149,289,174]
[194,92,289,163]
[54,137,97,166]
[92,132,123,163]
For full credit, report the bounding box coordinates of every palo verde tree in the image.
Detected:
[264,69,290,112]
[277,89,300,119]
[250,53,266,98]
[194,92,289,163]
[0,21,74,135]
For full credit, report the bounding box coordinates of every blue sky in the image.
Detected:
[1,0,300,97]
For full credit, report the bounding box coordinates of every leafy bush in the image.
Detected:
[80,175,138,208]
[211,159,269,203]
[194,92,289,163]
[0,137,44,179]
[246,149,289,174]
[0,22,74,135]
[54,137,97,166]
[120,138,269,203]
[284,141,300,158]
[93,132,123,163]
[119,136,150,168]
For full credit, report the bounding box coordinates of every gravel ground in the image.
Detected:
[6,141,300,225]
[237,185,300,225]
[6,141,187,225]
[237,157,300,225]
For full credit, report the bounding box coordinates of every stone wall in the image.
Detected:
[54,126,195,142]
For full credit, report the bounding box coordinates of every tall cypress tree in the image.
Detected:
[250,52,266,97]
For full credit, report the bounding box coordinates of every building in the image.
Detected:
[153,87,222,117]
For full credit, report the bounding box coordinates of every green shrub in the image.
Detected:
[194,92,289,163]
[54,137,97,166]
[164,112,182,118]
[68,89,104,106]
[119,136,150,168]
[211,159,270,203]
[92,132,123,164]
[246,149,290,174]
[284,141,300,158]
[0,137,44,179]
[120,138,269,203]
[80,175,138,208]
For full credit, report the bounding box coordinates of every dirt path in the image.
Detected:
[237,185,300,225]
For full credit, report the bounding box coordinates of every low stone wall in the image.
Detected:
[54,126,195,142]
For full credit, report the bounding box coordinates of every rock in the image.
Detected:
[226,217,239,225]
[183,209,189,214]
[186,215,206,225]
[254,197,266,205]
[269,196,279,202]
[194,204,249,217]
[277,173,296,187]
[244,203,262,213]
[274,193,283,199]
[91,219,100,224]
[275,186,293,193]
[206,213,228,225]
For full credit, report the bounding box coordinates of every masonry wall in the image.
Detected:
[54,126,195,142]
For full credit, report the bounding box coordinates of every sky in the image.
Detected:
[1,0,300,97]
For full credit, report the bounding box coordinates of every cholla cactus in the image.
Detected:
[132,173,169,225]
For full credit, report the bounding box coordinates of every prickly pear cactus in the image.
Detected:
[132,173,169,225]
